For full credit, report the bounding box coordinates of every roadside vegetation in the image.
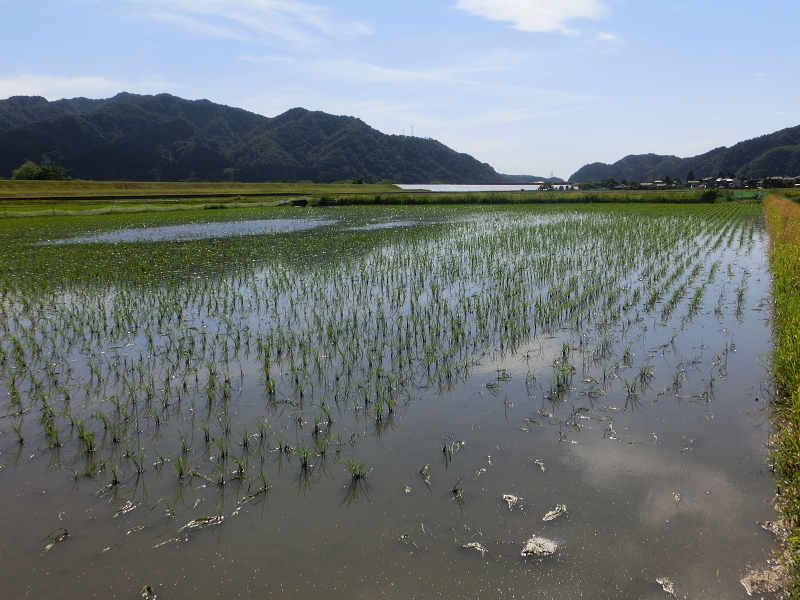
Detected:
[765,194,800,593]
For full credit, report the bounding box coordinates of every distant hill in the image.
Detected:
[501,174,566,184]
[569,124,800,182]
[0,93,506,184]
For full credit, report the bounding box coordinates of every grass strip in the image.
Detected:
[765,193,800,593]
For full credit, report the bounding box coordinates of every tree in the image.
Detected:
[11,161,66,180]
[599,177,619,189]
[36,165,66,180]
[700,190,720,203]
[664,175,672,185]
[12,161,40,180]
[686,170,695,182]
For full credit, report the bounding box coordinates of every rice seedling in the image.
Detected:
[0,200,773,595]
[342,458,372,481]
[173,455,189,480]
[451,480,465,508]
[10,423,23,444]
[178,431,190,453]
[230,456,247,480]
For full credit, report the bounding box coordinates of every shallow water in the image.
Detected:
[0,203,778,599]
[42,217,338,244]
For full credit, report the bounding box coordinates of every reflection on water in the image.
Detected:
[42,217,338,244]
[348,220,417,231]
[0,204,777,599]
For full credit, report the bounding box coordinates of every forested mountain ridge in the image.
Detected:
[569,124,800,182]
[0,93,506,183]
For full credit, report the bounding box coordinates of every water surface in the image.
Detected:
[0,203,777,599]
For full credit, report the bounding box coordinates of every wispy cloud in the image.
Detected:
[476,105,589,124]
[454,0,607,35]
[238,54,598,119]
[120,0,372,44]
[240,55,497,86]
[0,74,181,100]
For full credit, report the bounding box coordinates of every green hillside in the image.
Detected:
[0,93,504,184]
[569,125,800,182]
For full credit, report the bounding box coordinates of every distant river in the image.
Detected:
[397,184,549,192]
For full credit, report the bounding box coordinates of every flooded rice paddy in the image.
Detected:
[0,203,779,599]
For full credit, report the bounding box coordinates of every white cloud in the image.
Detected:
[0,74,181,101]
[454,0,607,35]
[121,0,372,44]
[596,32,617,41]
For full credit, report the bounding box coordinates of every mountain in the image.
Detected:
[569,124,800,182]
[0,93,505,184]
[0,95,113,133]
[501,174,566,184]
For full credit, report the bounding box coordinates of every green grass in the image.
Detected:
[765,194,800,595]
[0,179,764,218]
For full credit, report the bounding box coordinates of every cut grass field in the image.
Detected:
[765,193,800,594]
[0,179,773,218]
[0,180,407,199]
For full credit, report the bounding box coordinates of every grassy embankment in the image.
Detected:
[0,180,777,218]
[765,194,800,592]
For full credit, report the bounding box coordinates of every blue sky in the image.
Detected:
[2,0,799,179]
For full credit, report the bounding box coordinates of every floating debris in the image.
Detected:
[761,519,789,539]
[40,529,69,557]
[404,485,412,493]
[502,494,521,510]
[534,460,546,472]
[672,493,681,503]
[521,535,557,557]
[177,515,224,533]
[462,542,488,556]
[542,504,567,521]
[153,535,188,548]
[419,463,431,487]
[398,533,419,549]
[127,525,147,535]
[656,577,676,596]
[140,584,157,599]
[740,565,790,596]
[113,500,139,518]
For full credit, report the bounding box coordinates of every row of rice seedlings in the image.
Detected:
[0,203,765,508]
